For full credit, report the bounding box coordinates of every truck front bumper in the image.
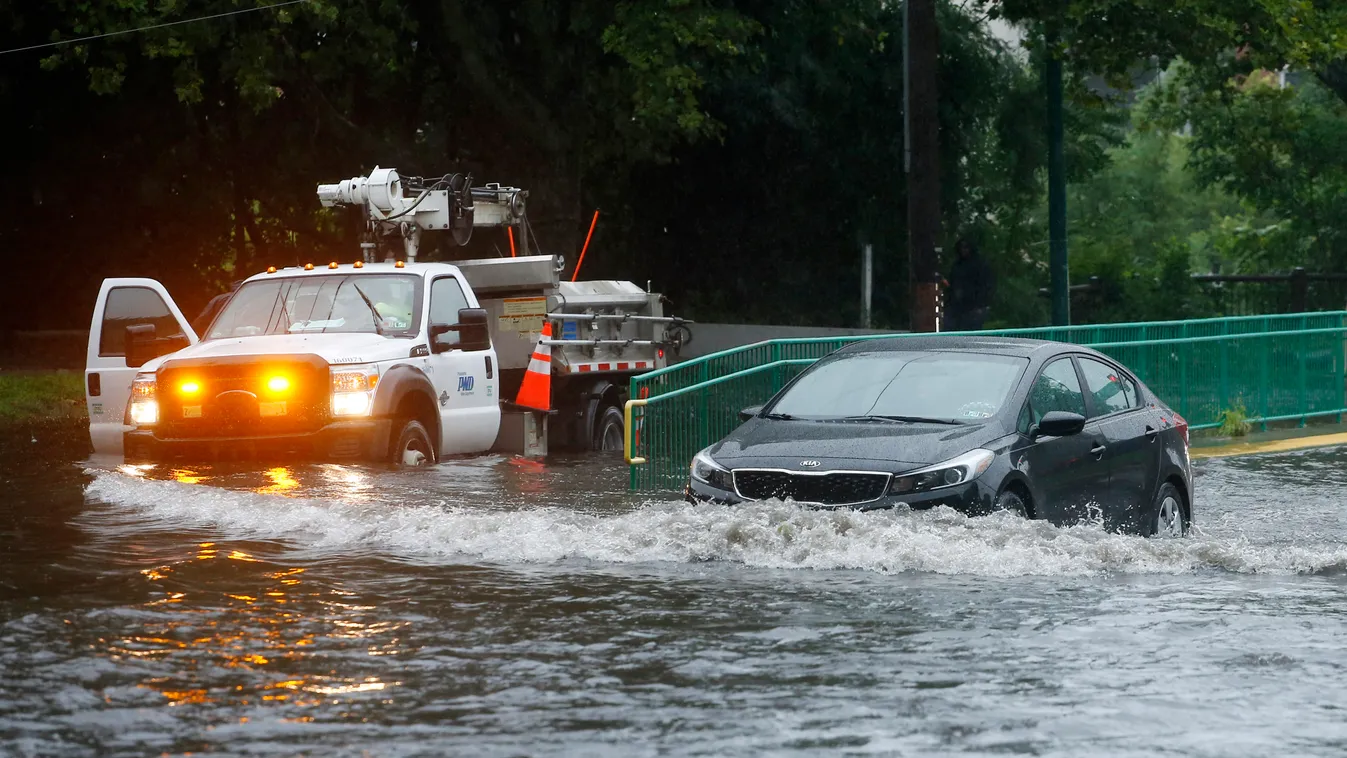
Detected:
[125,419,392,462]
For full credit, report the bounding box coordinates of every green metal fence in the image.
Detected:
[626,312,1347,492]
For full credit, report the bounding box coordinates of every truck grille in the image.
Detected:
[155,356,329,439]
[733,469,892,506]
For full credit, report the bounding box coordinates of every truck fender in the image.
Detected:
[371,365,441,447]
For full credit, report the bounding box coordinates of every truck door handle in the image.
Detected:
[1145,425,1158,441]
[1091,443,1107,459]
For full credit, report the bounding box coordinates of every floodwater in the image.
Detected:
[3,443,1347,757]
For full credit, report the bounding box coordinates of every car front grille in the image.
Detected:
[733,469,892,506]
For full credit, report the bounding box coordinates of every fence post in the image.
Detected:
[1219,336,1229,422]
[1299,316,1309,427]
[1291,267,1309,313]
[1179,321,1189,419]
[1259,333,1270,432]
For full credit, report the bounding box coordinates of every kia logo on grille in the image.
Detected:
[799,460,821,468]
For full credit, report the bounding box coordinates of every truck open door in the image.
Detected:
[85,279,199,456]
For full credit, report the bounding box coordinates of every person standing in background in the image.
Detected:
[944,238,994,331]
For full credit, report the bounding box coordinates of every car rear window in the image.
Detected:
[769,351,1028,422]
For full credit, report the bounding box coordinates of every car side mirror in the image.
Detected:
[430,308,492,354]
[1033,410,1086,438]
[739,405,763,423]
[125,323,189,368]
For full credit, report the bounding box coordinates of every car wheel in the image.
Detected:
[1145,482,1188,538]
[391,419,435,467]
[592,405,625,453]
[995,488,1029,518]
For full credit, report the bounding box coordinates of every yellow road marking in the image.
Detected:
[1192,431,1347,460]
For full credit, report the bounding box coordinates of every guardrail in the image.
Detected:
[626,312,1347,492]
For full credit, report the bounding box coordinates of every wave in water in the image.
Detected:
[83,471,1347,577]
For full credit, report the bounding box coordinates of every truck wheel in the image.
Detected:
[593,406,625,453]
[391,419,435,467]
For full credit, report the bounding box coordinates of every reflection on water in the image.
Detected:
[2,448,1347,755]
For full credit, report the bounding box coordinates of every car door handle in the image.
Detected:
[1091,443,1107,459]
[1145,425,1158,441]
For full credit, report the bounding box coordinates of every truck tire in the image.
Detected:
[593,405,625,453]
[391,419,435,467]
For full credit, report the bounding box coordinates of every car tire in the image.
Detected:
[391,419,435,467]
[1145,482,1188,538]
[592,405,625,453]
[995,488,1029,518]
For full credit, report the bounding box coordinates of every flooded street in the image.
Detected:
[3,447,1347,757]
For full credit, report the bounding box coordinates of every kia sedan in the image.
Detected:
[686,336,1193,537]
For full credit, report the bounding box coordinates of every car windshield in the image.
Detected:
[206,274,421,340]
[768,351,1028,422]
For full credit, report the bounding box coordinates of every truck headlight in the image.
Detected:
[691,448,733,491]
[331,368,379,417]
[889,449,995,495]
[129,375,159,425]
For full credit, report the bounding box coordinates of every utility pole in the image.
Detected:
[1046,29,1070,326]
[904,0,941,333]
[861,242,874,328]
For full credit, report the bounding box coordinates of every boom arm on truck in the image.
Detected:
[318,167,529,263]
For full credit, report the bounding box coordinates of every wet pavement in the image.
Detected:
[2,443,1347,756]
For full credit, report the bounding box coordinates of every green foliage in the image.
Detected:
[1218,403,1252,437]
[0,372,85,423]
[1138,63,1347,273]
[974,0,1347,104]
[602,0,762,155]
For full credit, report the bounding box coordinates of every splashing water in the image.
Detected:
[82,468,1347,578]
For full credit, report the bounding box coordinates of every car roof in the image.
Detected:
[833,334,1069,358]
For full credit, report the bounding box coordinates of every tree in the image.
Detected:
[1138,63,1347,274]
[974,0,1347,104]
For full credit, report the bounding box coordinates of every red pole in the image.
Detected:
[571,210,600,282]
[508,226,517,257]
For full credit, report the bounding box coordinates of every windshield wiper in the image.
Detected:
[351,283,386,336]
[841,415,962,425]
[762,412,796,421]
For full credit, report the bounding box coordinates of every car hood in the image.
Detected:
[144,333,412,371]
[708,417,1008,472]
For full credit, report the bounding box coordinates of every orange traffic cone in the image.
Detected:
[515,321,553,411]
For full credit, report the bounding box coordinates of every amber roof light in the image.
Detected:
[303,263,314,271]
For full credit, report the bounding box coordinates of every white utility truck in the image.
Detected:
[84,168,688,464]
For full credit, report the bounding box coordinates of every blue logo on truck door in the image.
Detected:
[457,375,475,392]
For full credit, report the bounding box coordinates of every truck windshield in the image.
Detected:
[206,274,422,340]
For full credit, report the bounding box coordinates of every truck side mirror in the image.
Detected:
[125,323,189,368]
[125,324,157,368]
[430,308,491,354]
[739,405,763,423]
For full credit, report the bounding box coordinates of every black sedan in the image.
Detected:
[686,336,1193,537]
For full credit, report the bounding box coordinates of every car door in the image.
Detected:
[85,279,198,455]
[1077,357,1159,531]
[426,275,501,455]
[1012,356,1111,525]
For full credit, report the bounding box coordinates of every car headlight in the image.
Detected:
[889,449,995,495]
[129,374,159,425]
[690,448,733,491]
[331,367,379,417]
